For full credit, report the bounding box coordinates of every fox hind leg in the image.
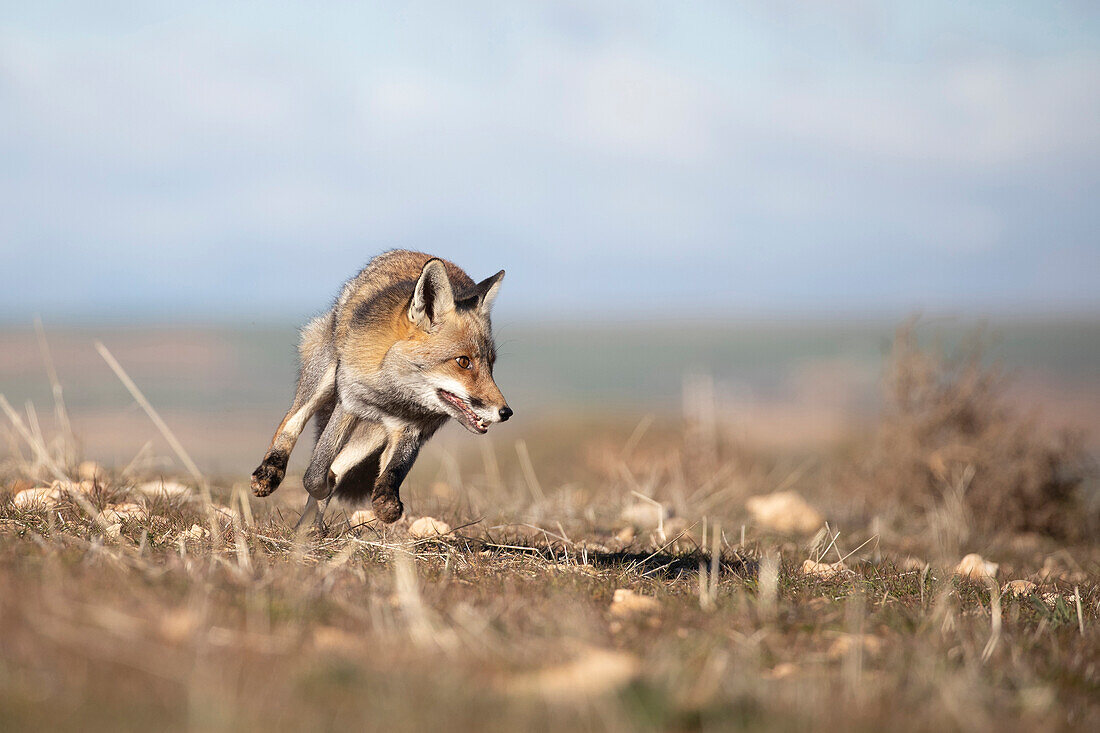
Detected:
[302,401,360,499]
[294,494,332,532]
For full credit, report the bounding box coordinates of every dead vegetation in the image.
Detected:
[853,321,1097,542]
[0,324,1098,731]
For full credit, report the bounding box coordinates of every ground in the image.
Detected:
[1,419,1097,733]
[1,325,1098,731]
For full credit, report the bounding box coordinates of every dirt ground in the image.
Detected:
[1,325,1098,731]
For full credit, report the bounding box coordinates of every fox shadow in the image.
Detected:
[332,516,758,580]
[464,536,758,580]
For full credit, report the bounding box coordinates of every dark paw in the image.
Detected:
[251,452,288,497]
[371,493,404,524]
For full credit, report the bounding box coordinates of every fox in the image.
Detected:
[250,250,512,528]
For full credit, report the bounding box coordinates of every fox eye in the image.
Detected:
[455,355,472,370]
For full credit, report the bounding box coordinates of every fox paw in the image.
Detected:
[371,493,404,524]
[251,452,288,497]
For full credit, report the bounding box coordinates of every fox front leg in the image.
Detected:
[252,361,337,497]
[370,428,424,523]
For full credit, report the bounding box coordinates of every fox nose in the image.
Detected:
[498,406,513,422]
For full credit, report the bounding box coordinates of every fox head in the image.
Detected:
[390,259,512,433]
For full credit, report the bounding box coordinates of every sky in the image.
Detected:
[1,1,1099,322]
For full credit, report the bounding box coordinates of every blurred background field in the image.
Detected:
[1,318,1097,473]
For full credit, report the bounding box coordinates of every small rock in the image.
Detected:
[77,461,106,483]
[102,522,122,540]
[312,626,365,654]
[900,557,927,572]
[137,480,191,499]
[1042,592,1079,609]
[801,559,849,580]
[503,647,640,700]
[13,487,62,509]
[52,478,96,495]
[763,662,799,679]
[182,524,209,541]
[1001,580,1038,598]
[113,501,145,517]
[95,503,146,527]
[746,491,823,534]
[408,516,451,539]
[954,553,998,581]
[614,526,635,544]
[210,505,241,526]
[828,634,883,660]
[1038,556,1086,584]
[610,588,661,617]
[348,509,377,528]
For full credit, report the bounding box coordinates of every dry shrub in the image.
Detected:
[856,321,1095,541]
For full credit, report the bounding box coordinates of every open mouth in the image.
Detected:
[438,389,489,433]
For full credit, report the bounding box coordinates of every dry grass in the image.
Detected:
[0,325,1098,732]
[852,321,1097,544]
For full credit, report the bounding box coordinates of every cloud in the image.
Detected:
[0,2,1098,319]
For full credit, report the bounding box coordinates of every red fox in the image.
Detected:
[250,250,512,528]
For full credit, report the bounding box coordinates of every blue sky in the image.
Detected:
[1,1,1098,322]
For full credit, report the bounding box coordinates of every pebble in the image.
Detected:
[408,516,451,539]
[13,487,62,509]
[136,480,191,499]
[746,491,823,533]
[801,559,850,579]
[610,588,661,617]
[1001,580,1038,597]
[503,647,640,699]
[828,633,884,660]
[348,509,377,528]
[954,553,999,581]
[95,502,146,527]
[182,524,209,540]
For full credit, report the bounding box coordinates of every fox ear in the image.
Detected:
[409,259,455,329]
[473,270,505,315]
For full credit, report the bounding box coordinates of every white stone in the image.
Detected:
[13,487,62,509]
[954,553,999,580]
[610,588,661,617]
[408,516,451,539]
[746,491,823,533]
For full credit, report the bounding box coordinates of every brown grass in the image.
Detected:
[0,324,1097,732]
[851,321,1096,543]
